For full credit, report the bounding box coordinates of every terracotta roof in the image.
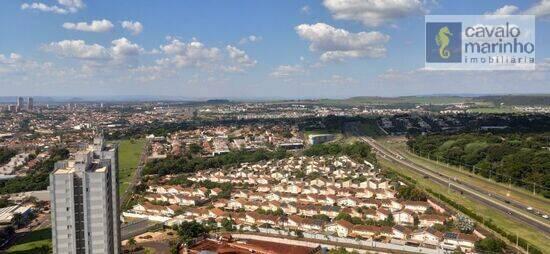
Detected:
[393,225,413,234]
[210,208,226,217]
[419,214,447,221]
[334,220,354,229]
[141,202,164,211]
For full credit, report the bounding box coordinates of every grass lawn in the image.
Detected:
[377,137,550,214]
[380,158,550,253]
[118,139,146,197]
[7,228,51,253]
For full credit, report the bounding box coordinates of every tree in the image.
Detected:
[221,218,234,232]
[397,185,428,201]
[334,212,352,223]
[189,143,203,154]
[312,214,331,222]
[175,221,209,245]
[381,213,395,227]
[475,237,506,253]
[12,213,25,228]
[127,237,137,247]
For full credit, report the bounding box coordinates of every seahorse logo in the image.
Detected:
[435,26,453,59]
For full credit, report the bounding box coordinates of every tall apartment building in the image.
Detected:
[27,97,33,111]
[50,135,121,254]
[16,97,23,112]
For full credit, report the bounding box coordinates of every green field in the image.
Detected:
[7,228,51,253]
[379,154,550,253]
[118,139,146,197]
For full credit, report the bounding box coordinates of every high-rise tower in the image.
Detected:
[50,134,121,254]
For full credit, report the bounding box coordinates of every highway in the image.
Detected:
[349,130,550,236]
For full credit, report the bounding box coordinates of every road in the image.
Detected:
[121,218,162,240]
[354,133,550,236]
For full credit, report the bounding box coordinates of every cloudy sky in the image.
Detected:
[1,0,549,99]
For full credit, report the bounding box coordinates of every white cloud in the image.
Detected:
[43,40,109,60]
[159,39,221,68]
[238,35,262,45]
[21,3,68,14]
[295,23,389,62]
[270,65,306,78]
[323,0,425,27]
[110,38,143,58]
[58,0,85,12]
[301,5,311,14]
[320,75,357,85]
[524,0,550,18]
[121,21,144,35]
[62,19,114,32]
[156,38,257,72]
[225,45,257,72]
[21,0,85,14]
[486,5,519,15]
[0,53,22,64]
[43,38,143,61]
[0,53,55,77]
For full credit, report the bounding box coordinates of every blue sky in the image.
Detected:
[0,0,549,99]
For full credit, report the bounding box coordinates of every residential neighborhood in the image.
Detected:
[125,155,481,253]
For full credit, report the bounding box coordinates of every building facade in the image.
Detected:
[50,135,120,254]
[27,97,33,111]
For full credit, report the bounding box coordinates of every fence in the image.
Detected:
[253,228,446,254]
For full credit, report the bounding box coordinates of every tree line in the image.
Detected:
[408,133,550,198]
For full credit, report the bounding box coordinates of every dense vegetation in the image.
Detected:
[303,142,377,165]
[0,147,69,194]
[408,133,550,197]
[0,148,16,165]
[143,149,288,176]
[144,141,377,176]
[174,221,210,245]
[107,114,368,140]
[475,237,507,253]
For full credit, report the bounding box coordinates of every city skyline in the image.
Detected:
[1,0,550,98]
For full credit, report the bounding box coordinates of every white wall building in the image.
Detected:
[50,134,120,254]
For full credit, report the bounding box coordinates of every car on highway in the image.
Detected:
[526,207,533,211]
[543,215,549,219]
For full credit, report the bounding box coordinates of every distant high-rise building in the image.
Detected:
[50,134,121,254]
[16,97,23,112]
[27,97,33,111]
